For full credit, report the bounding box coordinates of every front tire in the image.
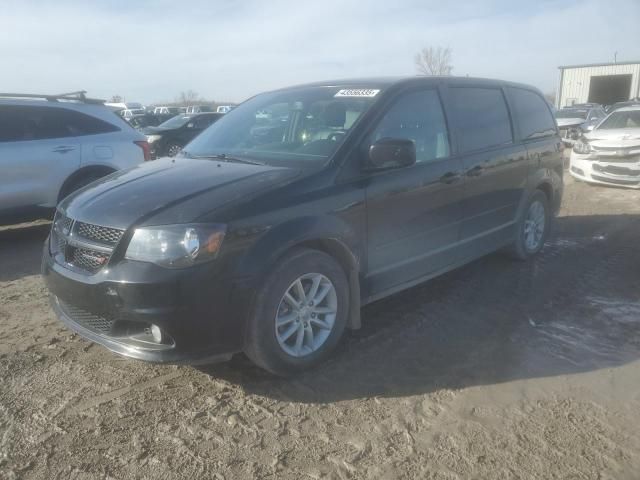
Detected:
[245,248,349,376]
[508,190,550,260]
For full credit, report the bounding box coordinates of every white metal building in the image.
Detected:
[557,61,640,107]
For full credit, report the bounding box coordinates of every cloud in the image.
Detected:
[1,0,638,103]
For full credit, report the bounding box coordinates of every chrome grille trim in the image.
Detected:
[75,222,124,247]
[65,237,114,254]
[51,211,124,274]
[70,247,111,273]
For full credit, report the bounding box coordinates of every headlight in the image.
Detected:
[573,139,592,155]
[569,128,581,140]
[125,224,226,268]
[146,134,162,144]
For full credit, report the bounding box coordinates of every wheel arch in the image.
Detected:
[235,216,363,329]
[518,164,562,218]
[57,165,117,203]
[536,180,553,203]
[295,238,362,330]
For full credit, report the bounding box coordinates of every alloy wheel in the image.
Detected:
[274,273,338,357]
[523,200,546,251]
[167,145,182,157]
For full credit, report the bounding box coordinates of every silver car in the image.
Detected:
[569,105,640,188]
[555,105,606,146]
[0,92,150,225]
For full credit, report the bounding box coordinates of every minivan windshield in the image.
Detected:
[183,86,381,166]
[596,110,640,130]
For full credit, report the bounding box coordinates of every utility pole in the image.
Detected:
[614,51,618,63]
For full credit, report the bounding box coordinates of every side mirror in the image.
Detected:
[367,137,416,170]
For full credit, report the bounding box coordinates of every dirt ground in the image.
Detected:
[1,176,640,480]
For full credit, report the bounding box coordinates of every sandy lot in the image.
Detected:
[1,176,640,479]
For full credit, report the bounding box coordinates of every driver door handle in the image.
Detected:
[52,146,76,154]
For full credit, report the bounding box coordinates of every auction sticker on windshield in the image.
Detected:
[334,89,380,97]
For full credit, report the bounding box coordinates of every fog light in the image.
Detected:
[150,324,163,343]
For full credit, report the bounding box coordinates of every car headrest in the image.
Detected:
[322,102,346,128]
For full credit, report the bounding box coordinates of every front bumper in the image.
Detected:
[42,239,249,364]
[570,152,640,189]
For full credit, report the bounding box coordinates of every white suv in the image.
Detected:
[0,92,150,225]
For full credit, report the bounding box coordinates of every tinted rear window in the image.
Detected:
[0,105,118,142]
[508,87,556,140]
[449,87,512,153]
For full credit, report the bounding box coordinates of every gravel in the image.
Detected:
[1,176,639,479]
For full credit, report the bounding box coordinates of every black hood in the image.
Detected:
[60,158,300,229]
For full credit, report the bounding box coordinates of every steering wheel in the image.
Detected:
[327,131,346,142]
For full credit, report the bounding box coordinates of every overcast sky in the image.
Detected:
[1,0,639,104]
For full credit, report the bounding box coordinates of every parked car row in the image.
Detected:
[0,92,232,226]
[142,112,224,158]
[569,105,640,188]
[108,103,234,118]
[555,103,607,146]
[7,79,637,375]
[556,99,640,146]
[604,97,640,114]
[103,102,233,132]
[0,91,149,225]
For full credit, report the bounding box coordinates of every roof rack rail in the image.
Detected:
[0,91,105,104]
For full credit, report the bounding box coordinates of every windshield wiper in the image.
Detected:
[183,152,264,165]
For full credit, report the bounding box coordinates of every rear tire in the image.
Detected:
[507,190,550,260]
[245,248,349,376]
[166,143,183,157]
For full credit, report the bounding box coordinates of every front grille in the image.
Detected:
[50,228,67,255]
[50,212,124,274]
[56,214,73,234]
[594,164,640,177]
[76,222,124,246]
[57,299,115,334]
[51,213,71,256]
[70,247,110,273]
[591,174,639,186]
[593,156,640,164]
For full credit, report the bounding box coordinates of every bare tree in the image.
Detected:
[414,46,453,76]
[176,90,202,105]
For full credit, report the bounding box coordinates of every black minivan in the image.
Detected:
[43,77,563,375]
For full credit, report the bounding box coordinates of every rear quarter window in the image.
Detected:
[0,106,26,141]
[59,109,121,136]
[508,87,556,140]
[449,87,512,153]
[0,105,119,141]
